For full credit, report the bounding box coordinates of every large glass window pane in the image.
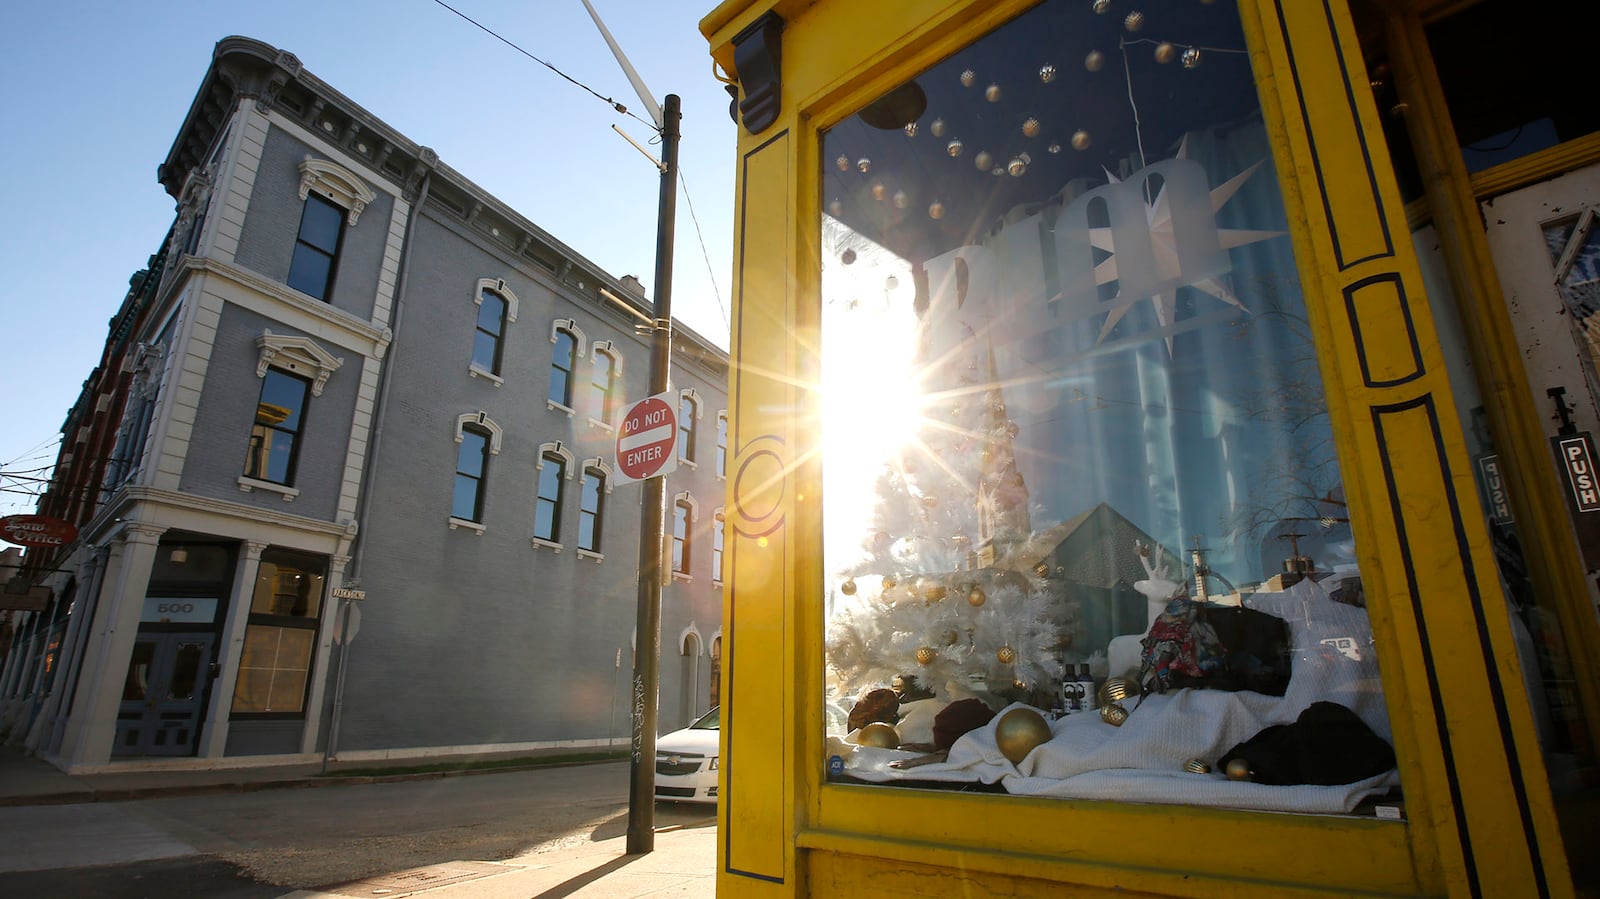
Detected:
[579,469,603,552]
[287,194,343,301]
[534,455,565,541]
[453,428,488,521]
[550,330,576,406]
[244,369,309,485]
[819,0,1399,815]
[473,291,506,372]
[673,501,690,574]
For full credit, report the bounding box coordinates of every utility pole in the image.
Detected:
[577,0,680,857]
[625,90,679,856]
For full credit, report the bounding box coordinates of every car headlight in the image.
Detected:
[709,757,718,770]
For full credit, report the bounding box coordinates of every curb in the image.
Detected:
[0,758,623,807]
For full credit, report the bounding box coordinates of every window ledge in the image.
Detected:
[678,458,698,470]
[531,537,563,553]
[578,548,604,563]
[468,365,504,387]
[587,417,615,433]
[672,571,693,584]
[238,477,299,501]
[447,516,486,534]
[547,400,576,418]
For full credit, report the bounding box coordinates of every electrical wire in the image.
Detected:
[678,167,730,334]
[427,0,657,132]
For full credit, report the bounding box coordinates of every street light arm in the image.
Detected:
[579,0,664,129]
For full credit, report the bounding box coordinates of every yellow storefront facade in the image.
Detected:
[701,1,1599,895]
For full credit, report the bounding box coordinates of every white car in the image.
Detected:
[655,706,721,803]
[655,704,851,803]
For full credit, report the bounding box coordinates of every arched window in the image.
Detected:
[472,285,510,376]
[549,327,577,408]
[712,509,726,583]
[672,496,694,575]
[678,389,699,463]
[716,411,728,478]
[534,450,569,543]
[590,343,621,424]
[579,465,606,553]
[453,426,491,522]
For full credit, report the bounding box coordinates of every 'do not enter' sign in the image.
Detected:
[615,392,679,484]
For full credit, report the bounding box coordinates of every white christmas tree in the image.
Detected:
[822,219,1079,705]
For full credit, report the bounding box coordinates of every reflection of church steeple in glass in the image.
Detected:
[975,339,1030,567]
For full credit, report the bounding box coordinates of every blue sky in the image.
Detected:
[0,0,737,517]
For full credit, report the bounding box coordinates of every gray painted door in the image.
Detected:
[114,632,215,756]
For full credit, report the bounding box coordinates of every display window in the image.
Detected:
[819,0,1403,814]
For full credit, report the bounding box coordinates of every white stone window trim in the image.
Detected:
[531,536,563,553]
[577,548,604,563]
[297,156,376,227]
[256,330,344,396]
[448,516,487,535]
[476,278,520,323]
[583,458,616,492]
[467,365,504,387]
[550,319,587,356]
[237,476,300,501]
[677,388,701,469]
[455,411,504,454]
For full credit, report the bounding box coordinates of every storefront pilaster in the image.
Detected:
[200,539,267,758]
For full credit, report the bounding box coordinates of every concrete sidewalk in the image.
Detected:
[0,745,720,897]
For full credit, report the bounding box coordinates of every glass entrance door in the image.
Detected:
[1479,164,1600,801]
[115,631,215,756]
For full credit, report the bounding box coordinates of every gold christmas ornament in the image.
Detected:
[997,645,1017,665]
[893,190,909,209]
[904,121,918,137]
[966,585,987,607]
[984,83,1002,103]
[1183,758,1212,774]
[930,118,946,137]
[871,182,887,201]
[1098,676,1139,706]
[1225,758,1253,781]
[929,201,945,220]
[1085,50,1105,72]
[921,493,939,508]
[1071,130,1093,151]
[1033,562,1051,578]
[858,721,901,748]
[1182,47,1202,69]
[827,199,843,217]
[943,629,961,647]
[947,138,964,157]
[857,157,872,173]
[1155,42,1177,63]
[1022,117,1041,138]
[835,155,850,171]
[1100,703,1129,726]
[923,581,949,602]
[960,69,977,87]
[974,151,993,171]
[881,574,897,589]
[1048,142,1062,154]
[1092,0,1111,13]
[994,707,1053,763]
[915,646,937,666]
[840,578,857,596]
[1013,677,1028,689]
[1124,11,1145,31]
[1007,157,1027,176]
[1039,65,1057,84]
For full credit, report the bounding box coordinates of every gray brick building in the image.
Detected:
[0,36,728,771]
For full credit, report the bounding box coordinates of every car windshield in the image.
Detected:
[689,707,719,730]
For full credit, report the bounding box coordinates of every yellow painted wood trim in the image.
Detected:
[1469,133,1600,201]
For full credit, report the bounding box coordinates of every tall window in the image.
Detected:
[672,498,692,574]
[716,412,728,478]
[244,369,310,485]
[287,194,343,301]
[678,392,698,463]
[579,466,605,552]
[590,346,620,423]
[534,452,567,542]
[550,328,577,407]
[232,549,325,715]
[472,287,508,374]
[712,510,725,583]
[453,426,491,522]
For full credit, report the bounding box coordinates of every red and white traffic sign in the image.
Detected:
[615,391,679,484]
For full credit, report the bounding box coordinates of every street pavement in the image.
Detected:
[0,746,718,897]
